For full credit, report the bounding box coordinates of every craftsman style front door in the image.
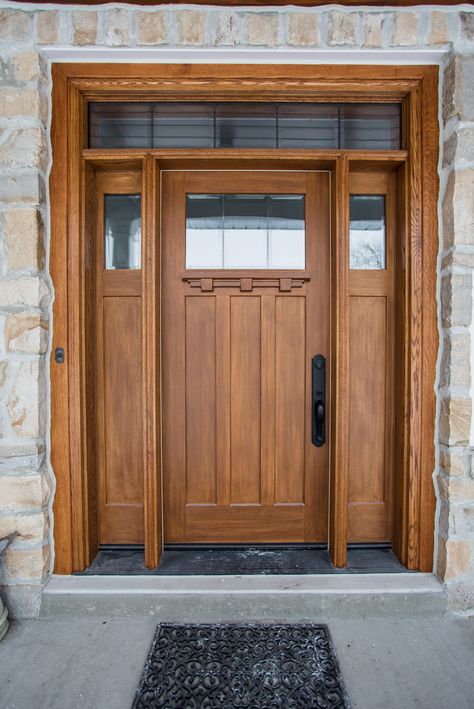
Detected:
[161,170,330,543]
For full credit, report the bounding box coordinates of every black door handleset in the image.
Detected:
[312,354,326,447]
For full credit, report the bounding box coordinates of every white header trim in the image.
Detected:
[42,46,447,66]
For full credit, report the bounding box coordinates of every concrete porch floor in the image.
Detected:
[0,615,472,709]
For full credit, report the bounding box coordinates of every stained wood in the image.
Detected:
[162,170,330,543]
[95,171,144,545]
[50,63,438,574]
[347,171,395,543]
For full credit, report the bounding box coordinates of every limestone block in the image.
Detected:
[105,9,130,47]
[0,89,47,124]
[72,11,98,46]
[0,172,44,206]
[287,13,318,47]
[213,12,240,47]
[440,329,471,389]
[0,474,49,511]
[35,10,59,45]
[442,170,474,247]
[0,584,42,619]
[246,13,279,47]
[1,544,50,583]
[439,538,473,580]
[0,441,45,473]
[0,129,47,171]
[443,55,474,124]
[0,276,49,309]
[361,13,384,49]
[460,11,474,42]
[176,10,207,46]
[0,512,48,544]
[6,314,48,355]
[430,11,449,46]
[0,10,32,43]
[3,208,45,272]
[452,127,474,168]
[439,395,472,446]
[390,12,419,46]
[440,271,472,328]
[11,52,42,83]
[0,361,8,390]
[327,12,357,47]
[6,359,46,439]
[439,447,471,478]
[136,12,167,46]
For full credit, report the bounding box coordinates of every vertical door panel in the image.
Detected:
[230,296,262,505]
[275,296,306,504]
[185,296,217,504]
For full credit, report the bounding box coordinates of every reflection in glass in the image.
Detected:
[350,195,386,270]
[186,194,305,270]
[104,194,141,270]
[341,104,400,150]
[215,104,276,149]
[153,103,214,148]
[89,103,152,149]
[278,104,339,149]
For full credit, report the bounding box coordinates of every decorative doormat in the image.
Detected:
[132,623,349,709]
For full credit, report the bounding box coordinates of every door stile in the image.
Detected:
[143,156,162,569]
[329,156,350,568]
[260,295,276,508]
[216,295,231,507]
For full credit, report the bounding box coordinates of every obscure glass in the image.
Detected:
[341,104,400,150]
[215,104,276,148]
[278,104,339,149]
[186,194,305,269]
[89,102,401,151]
[153,103,214,148]
[89,103,151,149]
[349,195,386,270]
[104,194,141,270]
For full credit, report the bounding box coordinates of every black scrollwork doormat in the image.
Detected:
[132,623,349,709]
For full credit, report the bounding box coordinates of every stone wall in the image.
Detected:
[0,1,473,616]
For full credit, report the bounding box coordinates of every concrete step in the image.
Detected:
[41,573,447,619]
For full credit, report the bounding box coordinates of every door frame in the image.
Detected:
[50,63,439,572]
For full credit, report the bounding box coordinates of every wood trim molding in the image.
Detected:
[50,63,438,573]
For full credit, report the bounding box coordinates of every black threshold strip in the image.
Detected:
[77,543,408,576]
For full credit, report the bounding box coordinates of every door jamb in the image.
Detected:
[49,63,439,572]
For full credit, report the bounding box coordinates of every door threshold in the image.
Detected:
[41,573,446,620]
[77,545,406,576]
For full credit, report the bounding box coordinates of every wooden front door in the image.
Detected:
[162,170,330,543]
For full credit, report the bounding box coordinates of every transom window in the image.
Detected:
[89,102,401,151]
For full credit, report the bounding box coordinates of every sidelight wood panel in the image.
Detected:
[95,172,144,544]
[347,172,395,542]
[162,170,330,543]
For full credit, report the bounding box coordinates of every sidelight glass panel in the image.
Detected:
[186,194,305,269]
[104,194,141,269]
[349,195,386,269]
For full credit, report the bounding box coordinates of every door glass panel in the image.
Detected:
[349,195,386,269]
[186,194,305,269]
[104,194,141,269]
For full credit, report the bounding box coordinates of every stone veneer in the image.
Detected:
[0,1,473,617]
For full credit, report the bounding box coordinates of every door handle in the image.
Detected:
[312,354,326,447]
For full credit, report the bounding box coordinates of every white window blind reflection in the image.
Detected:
[104,194,141,270]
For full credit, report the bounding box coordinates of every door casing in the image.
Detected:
[49,63,439,572]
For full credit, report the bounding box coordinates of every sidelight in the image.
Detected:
[349,195,386,270]
[104,194,142,269]
[185,193,305,269]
